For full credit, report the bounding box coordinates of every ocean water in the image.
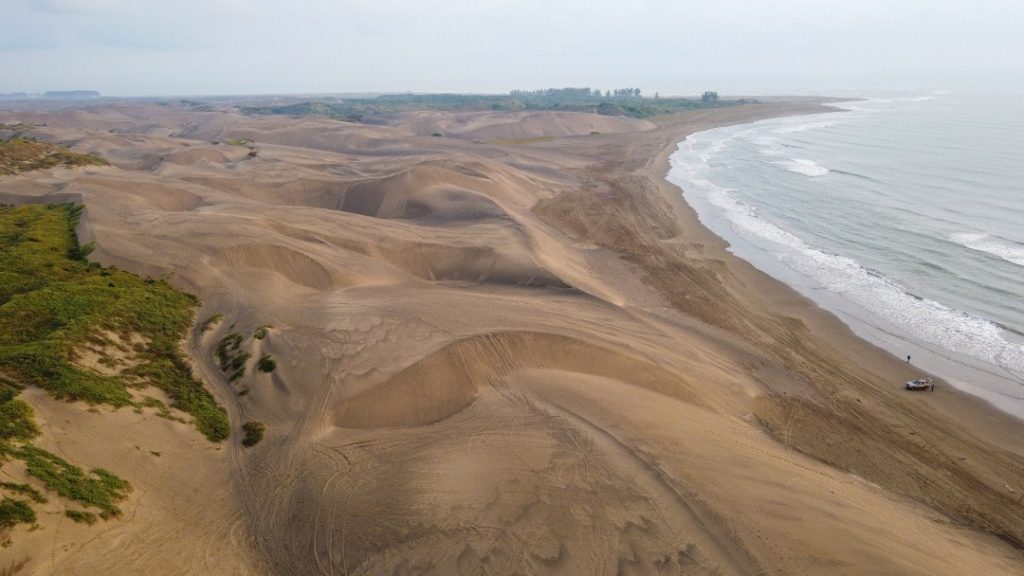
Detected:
[668,95,1024,418]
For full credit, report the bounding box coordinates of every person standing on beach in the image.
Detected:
[907,355,911,363]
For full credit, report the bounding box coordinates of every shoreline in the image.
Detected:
[659,106,1024,422]
[642,103,1024,450]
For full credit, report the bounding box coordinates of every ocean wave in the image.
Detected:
[951,232,1024,266]
[830,168,882,183]
[693,181,1024,375]
[691,130,747,164]
[776,120,841,134]
[770,158,830,177]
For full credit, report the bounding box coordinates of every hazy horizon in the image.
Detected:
[2,0,1023,97]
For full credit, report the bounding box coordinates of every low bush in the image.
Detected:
[256,355,276,373]
[241,421,265,447]
[64,509,97,525]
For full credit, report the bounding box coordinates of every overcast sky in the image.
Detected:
[1,0,1021,97]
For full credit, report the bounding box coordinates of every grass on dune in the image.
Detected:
[65,509,98,525]
[0,392,39,441]
[0,138,108,176]
[0,497,35,546]
[0,203,229,442]
[0,380,130,534]
[0,203,228,543]
[0,483,45,504]
[9,445,129,519]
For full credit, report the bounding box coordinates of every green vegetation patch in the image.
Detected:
[215,331,249,382]
[0,204,229,442]
[0,497,35,544]
[0,483,46,504]
[0,397,39,442]
[11,445,129,519]
[0,138,108,176]
[241,421,265,447]
[137,395,181,422]
[65,509,97,525]
[256,355,276,373]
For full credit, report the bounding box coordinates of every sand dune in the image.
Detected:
[334,331,695,428]
[0,100,1022,575]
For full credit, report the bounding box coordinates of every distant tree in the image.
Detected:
[610,88,642,99]
[702,90,719,104]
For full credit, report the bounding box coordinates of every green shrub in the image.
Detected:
[241,421,265,447]
[215,332,244,371]
[256,355,276,373]
[64,509,97,525]
[216,331,252,384]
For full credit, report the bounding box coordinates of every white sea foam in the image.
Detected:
[951,233,1024,266]
[671,151,1024,376]
[690,132,727,163]
[752,136,784,157]
[776,120,840,134]
[771,158,830,177]
[669,93,1024,415]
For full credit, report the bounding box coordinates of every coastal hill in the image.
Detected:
[0,96,1021,575]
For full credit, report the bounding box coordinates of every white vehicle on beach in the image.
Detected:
[905,378,933,391]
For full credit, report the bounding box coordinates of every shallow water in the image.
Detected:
[669,94,1024,418]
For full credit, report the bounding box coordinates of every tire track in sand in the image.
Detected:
[524,392,764,576]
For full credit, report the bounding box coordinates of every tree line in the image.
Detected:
[509,87,644,100]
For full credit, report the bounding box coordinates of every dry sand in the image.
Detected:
[0,99,1022,575]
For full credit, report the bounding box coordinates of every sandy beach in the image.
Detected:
[1,98,1022,575]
